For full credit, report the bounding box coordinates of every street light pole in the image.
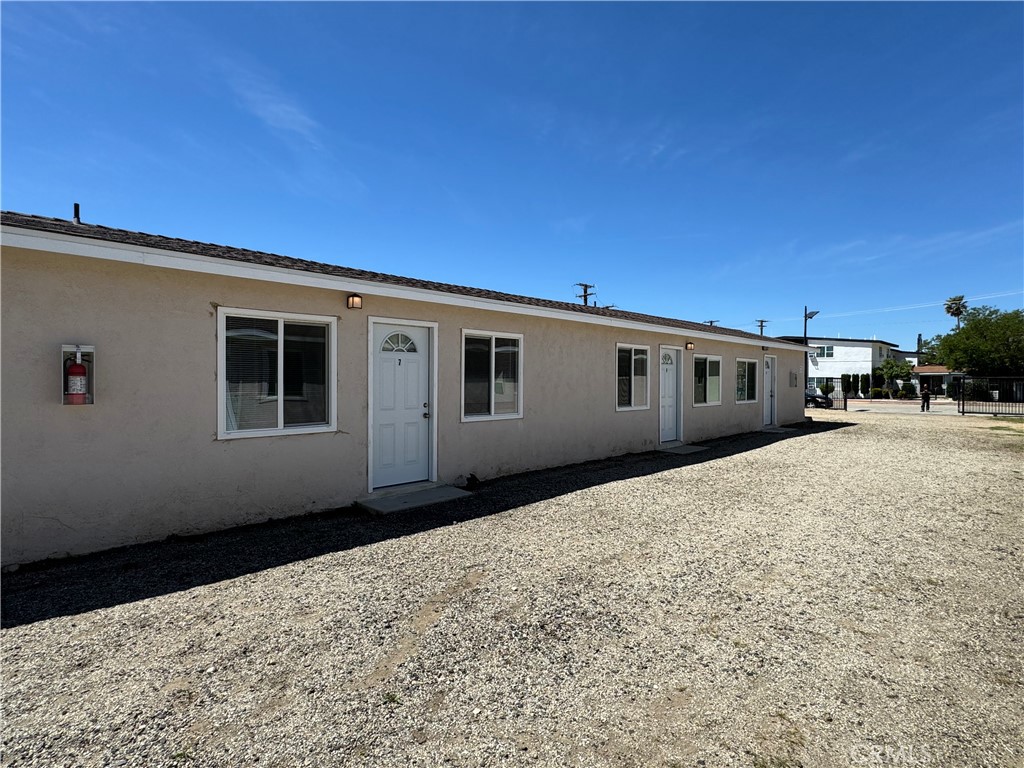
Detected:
[803,305,819,389]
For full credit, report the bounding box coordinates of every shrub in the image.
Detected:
[860,374,871,398]
[870,388,885,399]
[964,381,993,401]
[820,380,835,396]
[841,374,852,395]
[901,382,917,398]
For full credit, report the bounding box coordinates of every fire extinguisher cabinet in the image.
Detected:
[61,344,95,405]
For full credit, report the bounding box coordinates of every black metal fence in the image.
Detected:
[806,377,848,411]
[957,377,1024,416]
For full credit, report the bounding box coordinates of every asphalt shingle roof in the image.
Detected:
[2,210,800,347]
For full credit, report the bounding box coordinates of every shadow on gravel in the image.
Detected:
[2,420,853,628]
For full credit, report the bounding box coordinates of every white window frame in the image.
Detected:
[815,345,834,358]
[615,343,651,411]
[736,358,759,404]
[217,306,338,440]
[693,354,722,407]
[460,329,524,422]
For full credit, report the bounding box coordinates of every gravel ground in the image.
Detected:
[3,411,1022,768]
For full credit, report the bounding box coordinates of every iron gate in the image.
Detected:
[957,377,1024,416]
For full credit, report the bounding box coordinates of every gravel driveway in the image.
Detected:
[3,411,1022,768]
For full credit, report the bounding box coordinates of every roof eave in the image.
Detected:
[2,221,805,351]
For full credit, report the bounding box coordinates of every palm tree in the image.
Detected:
[944,295,967,330]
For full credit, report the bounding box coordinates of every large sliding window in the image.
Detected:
[694,355,722,406]
[218,308,337,439]
[736,359,758,403]
[462,330,523,420]
[616,345,649,410]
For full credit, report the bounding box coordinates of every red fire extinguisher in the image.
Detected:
[65,346,89,405]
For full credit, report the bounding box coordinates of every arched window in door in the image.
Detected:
[381,332,417,353]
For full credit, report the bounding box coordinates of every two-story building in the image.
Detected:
[778,336,907,392]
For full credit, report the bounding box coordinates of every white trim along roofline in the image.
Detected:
[2,225,805,352]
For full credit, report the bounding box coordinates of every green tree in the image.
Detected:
[878,358,914,391]
[932,306,1024,375]
[944,295,968,330]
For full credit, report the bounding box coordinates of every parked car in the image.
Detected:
[805,391,834,409]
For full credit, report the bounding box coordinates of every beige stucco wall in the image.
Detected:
[1,246,804,565]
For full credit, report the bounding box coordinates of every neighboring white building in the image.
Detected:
[779,336,934,396]
[778,336,907,391]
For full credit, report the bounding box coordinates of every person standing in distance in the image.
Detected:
[921,385,931,412]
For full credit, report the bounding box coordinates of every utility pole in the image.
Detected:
[756,319,769,336]
[575,283,596,306]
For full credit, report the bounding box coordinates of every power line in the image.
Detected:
[769,290,1023,324]
[819,290,1022,320]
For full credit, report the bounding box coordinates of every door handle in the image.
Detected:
[423,412,430,419]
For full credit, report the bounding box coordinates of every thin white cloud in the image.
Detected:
[551,214,592,235]
[838,139,889,167]
[202,55,373,202]
[217,58,322,150]
[841,220,1023,264]
[713,221,1022,286]
[440,184,485,227]
[820,239,869,257]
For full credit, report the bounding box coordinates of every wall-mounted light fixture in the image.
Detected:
[347,294,363,310]
[685,341,695,351]
[762,346,770,351]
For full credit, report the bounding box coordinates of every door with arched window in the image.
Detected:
[371,323,431,488]
[659,346,681,442]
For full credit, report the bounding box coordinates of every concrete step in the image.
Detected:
[657,444,709,456]
[356,483,471,514]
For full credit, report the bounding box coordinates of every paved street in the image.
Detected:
[816,397,960,416]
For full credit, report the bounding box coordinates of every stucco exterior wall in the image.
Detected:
[2,247,369,564]
[1,247,804,565]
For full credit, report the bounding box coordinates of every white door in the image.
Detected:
[372,324,430,488]
[660,348,679,442]
[763,355,777,426]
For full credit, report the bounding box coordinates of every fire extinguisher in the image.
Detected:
[65,346,89,405]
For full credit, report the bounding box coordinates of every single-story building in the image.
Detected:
[1,211,807,566]
[912,364,960,397]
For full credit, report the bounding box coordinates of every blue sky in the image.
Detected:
[3,2,1021,348]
